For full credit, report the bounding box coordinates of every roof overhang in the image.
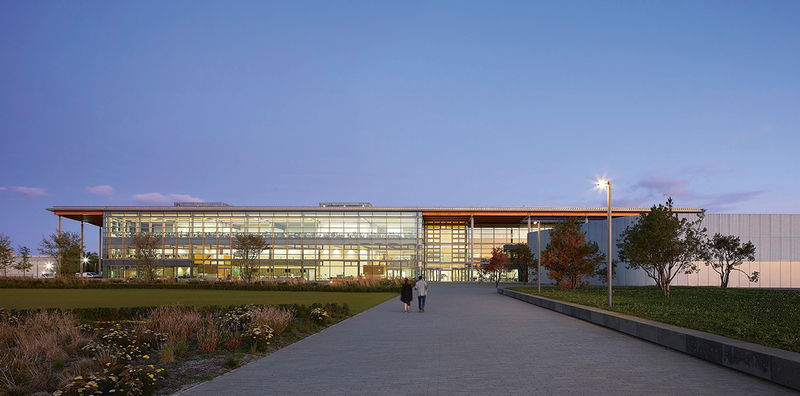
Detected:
[47,210,104,227]
[47,205,703,228]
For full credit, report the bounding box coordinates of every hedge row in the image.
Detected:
[0,278,401,293]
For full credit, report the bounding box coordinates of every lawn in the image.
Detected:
[0,289,397,314]
[509,286,800,354]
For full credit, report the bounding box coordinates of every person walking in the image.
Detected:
[400,278,413,313]
[414,275,428,312]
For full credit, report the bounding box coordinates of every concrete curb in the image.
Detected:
[498,288,800,392]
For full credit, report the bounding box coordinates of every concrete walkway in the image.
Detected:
[180,283,796,395]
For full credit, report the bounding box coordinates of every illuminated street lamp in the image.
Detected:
[81,256,89,279]
[597,180,613,307]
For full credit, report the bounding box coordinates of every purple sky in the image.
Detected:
[2,1,799,253]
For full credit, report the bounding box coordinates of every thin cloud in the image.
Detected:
[131,193,203,205]
[634,174,689,197]
[625,171,767,212]
[87,185,114,196]
[726,125,771,145]
[702,190,769,213]
[2,186,47,199]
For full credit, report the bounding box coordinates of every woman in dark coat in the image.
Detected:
[400,278,413,313]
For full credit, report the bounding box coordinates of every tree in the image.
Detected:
[540,217,606,290]
[38,231,83,276]
[232,233,271,282]
[0,233,15,277]
[84,251,99,273]
[617,198,706,296]
[132,233,162,281]
[14,246,33,277]
[509,243,536,285]
[485,247,511,288]
[705,233,758,288]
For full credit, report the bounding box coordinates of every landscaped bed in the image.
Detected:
[0,302,362,395]
[0,278,400,395]
[509,286,800,354]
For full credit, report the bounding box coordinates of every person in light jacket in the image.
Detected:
[414,275,428,313]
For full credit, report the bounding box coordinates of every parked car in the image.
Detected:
[75,272,101,278]
[40,273,55,278]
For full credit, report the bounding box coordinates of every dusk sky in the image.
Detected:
[2,1,799,253]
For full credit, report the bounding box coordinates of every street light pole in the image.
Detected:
[605,181,612,307]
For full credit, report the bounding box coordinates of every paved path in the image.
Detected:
[180,283,796,395]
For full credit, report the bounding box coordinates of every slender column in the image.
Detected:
[537,221,541,292]
[469,215,474,282]
[98,227,102,276]
[57,216,62,275]
[527,216,531,284]
[80,221,85,281]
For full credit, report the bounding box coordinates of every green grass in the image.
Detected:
[509,286,800,354]
[0,289,397,315]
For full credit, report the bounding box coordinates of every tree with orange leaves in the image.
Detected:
[484,247,511,288]
[540,217,606,290]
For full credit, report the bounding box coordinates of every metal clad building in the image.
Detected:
[529,214,800,288]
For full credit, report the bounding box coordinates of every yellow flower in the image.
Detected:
[143,355,150,359]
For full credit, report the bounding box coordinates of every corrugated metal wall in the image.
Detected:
[528,214,800,288]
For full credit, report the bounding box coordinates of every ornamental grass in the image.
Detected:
[0,311,88,395]
[146,305,202,342]
[248,306,294,336]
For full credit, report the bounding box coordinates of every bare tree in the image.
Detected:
[0,233,14,277]
[38,231,82,276]
[132,232,162,281]
[14,246,33,277]
[232,233,270,282]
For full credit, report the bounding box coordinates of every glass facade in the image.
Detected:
[100,208,549,281]
[102,210,423,280]
[423,221,545,282]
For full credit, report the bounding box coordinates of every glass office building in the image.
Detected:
[48,202,666,281]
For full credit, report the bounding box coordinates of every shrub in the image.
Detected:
[82,323,166,364]
[309,308,330,326]
[54,363,164,396]
[0,277,402,292]
[241,324,273,353]
[217,306,251,333]
[223,356,239,369]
